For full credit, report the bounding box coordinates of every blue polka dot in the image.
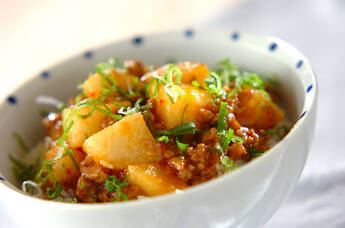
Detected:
[306,85,313,93]
[231,32,239,40]
[185,29,194,38]
[84,51,93,59]
[296,60,303,68]
[7,96,17,105]
[299,111,307,119]
[41,71,50,79]
[132,36,143,45]
[0,176,4,181]
[269,43,277,51]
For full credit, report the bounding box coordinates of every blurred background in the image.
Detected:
[1,0,344,227]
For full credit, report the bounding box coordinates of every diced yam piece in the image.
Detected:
[82,113,162,169]
[177,62,210,87]
[141,62,210,87]
[62,101,130,148]
[82,70,142,99]
[152,84,213,129]
[235,88,284,129]
[82,74,104,99]
[46,144,85,185]
[128,163,187,196]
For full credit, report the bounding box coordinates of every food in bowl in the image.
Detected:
[10,58,290,203]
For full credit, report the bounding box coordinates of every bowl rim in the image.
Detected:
[0,28,318,210]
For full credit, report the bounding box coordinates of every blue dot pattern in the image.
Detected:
[306,85,313,93]
[0,176,4,181]
[299,111,307,119]
[41,71,50,79]
[269,43,277,51]
[232,32,239,40]
[185,30,194,38]
[133,37,143,45]
[296,60,303,68]
[7,96,17,104]
[84,51,93,59]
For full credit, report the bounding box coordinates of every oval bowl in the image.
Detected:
[0,29,317,228]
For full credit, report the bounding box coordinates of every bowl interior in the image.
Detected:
[0,30,314,192]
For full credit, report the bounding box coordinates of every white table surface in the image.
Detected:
[1,0,344,227]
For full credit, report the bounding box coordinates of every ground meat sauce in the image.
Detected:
[35,59,288,203]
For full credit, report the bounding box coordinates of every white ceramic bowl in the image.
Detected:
[0,29,317,228]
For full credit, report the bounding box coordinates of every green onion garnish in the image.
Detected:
[220,129,234,151]
[81,180,97,202]
[221,155,238,172]
[176,137,189,157]
[156,136,169,144]
[217,102,228,135]
[248,148,265,157]
[105,175,128,201]
[181,104,189,124]
[191,80,200,88]
[204,72,225,97]
[154,122,196,136]
[47,182,63,199]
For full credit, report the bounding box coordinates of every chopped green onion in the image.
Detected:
[118,99,152,117]
[154,122,196,136]
[220,129,234,151]
[205,72,225,97]
[143,110,152,132]
[105,175,128,202]
[181,104,189,124]
[227,88,239,98]
[75,105,95,119]
[81,180,97,202]
[75,98,123,121]
[148,64,183,103]
[96,58,119,76]
[176,137,189,157]
[232,135,244,144]
[157,136,169,144]
[240,72,265,90]
[221,155,238,172]
[56,115,74,146]
[47,183,63,199]
[248,148,265,157]
[35,108,79,189]
[169,65,182,85]
[214,142,224,154]
[217,102,228,135]
[214,58,240,86]
[215,58,236,86]
[164,84,182,103]
[191,80,200,88]
[146,78,159,98]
